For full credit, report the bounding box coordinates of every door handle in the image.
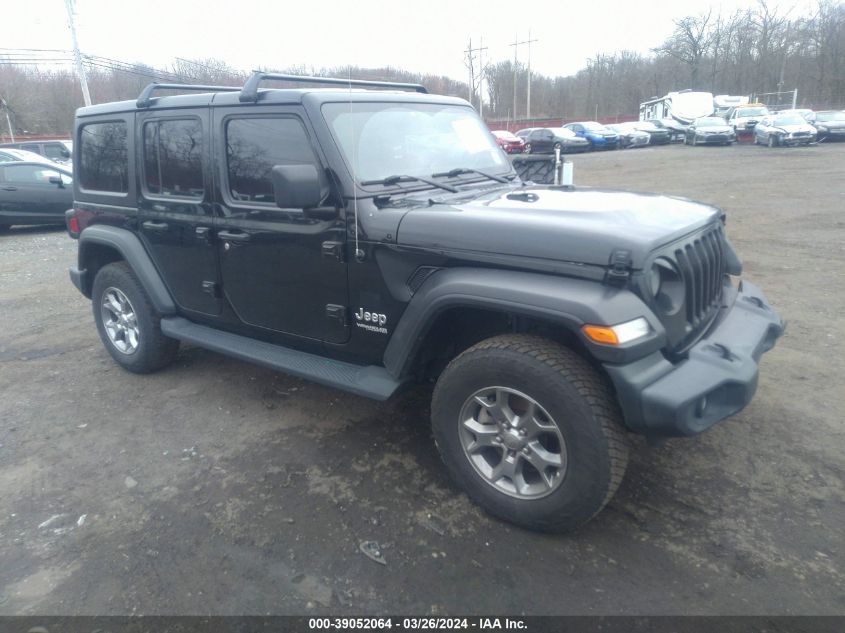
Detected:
[1,186,17,191]
[217,229,251,242]
[142,220,169,233]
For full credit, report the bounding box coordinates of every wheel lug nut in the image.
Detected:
[495,435,502,443]
[519,429,526,436]
[522,447,531,455]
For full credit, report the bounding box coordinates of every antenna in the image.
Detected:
[348,68,364,263]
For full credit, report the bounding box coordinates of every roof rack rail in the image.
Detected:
[238,71,427,103]
[137,83,241,108]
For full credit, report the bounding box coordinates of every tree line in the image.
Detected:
[483,0,845,122]
[1,0,842,136]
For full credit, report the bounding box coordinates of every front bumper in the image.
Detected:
[605,279,784,438]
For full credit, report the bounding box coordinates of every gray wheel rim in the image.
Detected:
[458,386,567,499]
[100,287,139,354]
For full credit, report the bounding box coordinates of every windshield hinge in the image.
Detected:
[605,249,633,285]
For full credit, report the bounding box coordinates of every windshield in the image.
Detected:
[816,111,845,122]
[548,127,576,138]
[695,118,727,127]
[773,115,806,126]
[738,108,767,117]
[322,102,509,184]
[635,122,659,131]
[582,122,607,131]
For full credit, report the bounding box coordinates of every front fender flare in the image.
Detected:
[383,267,665,378]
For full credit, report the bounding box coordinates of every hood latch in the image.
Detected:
[605,249,633,285]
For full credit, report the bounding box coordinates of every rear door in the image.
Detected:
[137,110,221,316]
[212,106,348,343]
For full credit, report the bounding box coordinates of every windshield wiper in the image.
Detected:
[431,167,510,183]
[360,174,458,193]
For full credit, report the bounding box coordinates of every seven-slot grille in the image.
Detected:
[672,226,727,330]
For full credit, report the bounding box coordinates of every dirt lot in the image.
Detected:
[1,142,843,616]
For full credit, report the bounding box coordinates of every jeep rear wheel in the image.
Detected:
[431,334,629,532]
[92,262,179,374]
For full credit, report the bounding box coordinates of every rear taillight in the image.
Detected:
[66,208,80,239]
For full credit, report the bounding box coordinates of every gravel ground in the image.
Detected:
[0,142,843,616]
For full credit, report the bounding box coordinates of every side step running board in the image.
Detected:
[160,317,403,401]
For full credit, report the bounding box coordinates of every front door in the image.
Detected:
[137,110,221,316]
[212,107,348,343]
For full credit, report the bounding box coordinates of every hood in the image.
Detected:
[774,124,816,133]
[396,186,721,269]
[697,125,733,133]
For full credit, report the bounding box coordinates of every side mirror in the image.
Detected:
[271,164,337,219]
[48,176,65,188]
[271,164,323,210]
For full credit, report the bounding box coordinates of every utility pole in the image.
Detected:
[0,98,14,142]
[64,0,92,106]
[525,29,538,121]
[464,38,488,114]
[510,33,535,123]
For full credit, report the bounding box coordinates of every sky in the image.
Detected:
[3,0,817,83]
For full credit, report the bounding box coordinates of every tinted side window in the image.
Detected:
[144,119,204,198]
[3,164,67,184]
[43,143,70,160]
[79,121,129,193]
[21,143,41,154]
[225,117,319,204]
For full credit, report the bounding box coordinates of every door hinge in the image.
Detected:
[326,304,348,328]
[201,281,220,297]
[321,240,345,262]
[605,249,632,285]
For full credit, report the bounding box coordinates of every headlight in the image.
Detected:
[650,258,685,314]
[818,126,828,132]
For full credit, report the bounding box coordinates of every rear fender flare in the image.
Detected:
[78,225,175,314]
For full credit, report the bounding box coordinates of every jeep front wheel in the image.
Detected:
[431,334,629,532]
[92,262,179,374]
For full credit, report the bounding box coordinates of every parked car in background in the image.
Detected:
[778,108,815,122]
[645,118,687,142]
[809,110,845,141]
[725,104,770,132]
[629,121,671,145]
[0,161,73,231]
[606,123,650,148]
[684,117,737,146]
[0,147,60,164]
[753,113,817,147]
[522,127,590,154]
[0,139,73,166]
[563,121,619,150]
[491,130,526,154]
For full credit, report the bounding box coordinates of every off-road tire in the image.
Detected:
[431,334,629,532]
[91,261,179,374]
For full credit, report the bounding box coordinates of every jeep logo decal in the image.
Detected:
[355,308,387,327]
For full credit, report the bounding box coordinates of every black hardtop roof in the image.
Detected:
[76,71,467,118]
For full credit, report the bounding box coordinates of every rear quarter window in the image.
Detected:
[79,121,129,193]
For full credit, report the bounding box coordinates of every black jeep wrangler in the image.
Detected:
[66,73,783,532]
